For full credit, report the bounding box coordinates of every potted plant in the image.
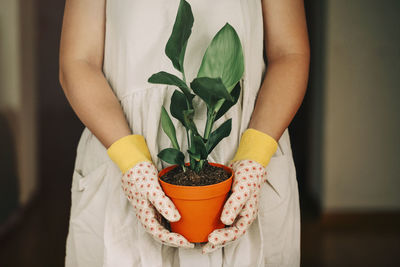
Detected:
[147,0,244,243]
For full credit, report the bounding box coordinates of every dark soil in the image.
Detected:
[160,161,231,186]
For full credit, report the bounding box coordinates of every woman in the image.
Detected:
[59,0,310,266]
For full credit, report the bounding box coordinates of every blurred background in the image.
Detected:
[0,0,399,266]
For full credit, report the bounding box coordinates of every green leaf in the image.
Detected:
[197,23,244,93]
[165,0,194,73]
[160,106,180,150]
[206,119,232,154]
[183,109,200,136]
[190,77,234,109]
[148,71,194,101]
[189,135,208,160]
[157,148,185,166]
[215,80,241,121]
[170,90,188,127]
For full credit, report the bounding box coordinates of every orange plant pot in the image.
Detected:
[158,162,233,243]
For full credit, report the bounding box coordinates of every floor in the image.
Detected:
[300,197,400,267]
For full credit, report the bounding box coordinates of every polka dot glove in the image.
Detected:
[201,159,267,254]
[122,161,194,249]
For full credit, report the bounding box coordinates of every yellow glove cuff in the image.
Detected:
[107,134,152,173]
[229,128,278,168]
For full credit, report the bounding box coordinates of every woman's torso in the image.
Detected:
[68,1,298,266]
[75,0,274,173]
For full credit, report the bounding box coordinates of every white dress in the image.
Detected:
[64,0,301,266]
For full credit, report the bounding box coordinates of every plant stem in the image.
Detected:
[185,128,190,166]
[203,98,226,141]
[203,109,217,140]
[182,67,186,84]
[198,109,217,171]
[198,159,204,172]
[181,67,192,110]
[188,128,197,171]
[181,68,192,172]
[185,128,193,172]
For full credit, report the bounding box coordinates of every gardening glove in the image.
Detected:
[202,128,277,254]
[107,134,194,248]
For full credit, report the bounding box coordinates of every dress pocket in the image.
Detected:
[257,153,292,265]
[70,162,110,220]
[259,153,290,211]
[70,170,85,216]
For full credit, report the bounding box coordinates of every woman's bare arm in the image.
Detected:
[59,0,131,149]
[248,0,310,141]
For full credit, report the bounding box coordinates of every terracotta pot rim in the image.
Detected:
[158,162,234,200]
[158,162,233,189]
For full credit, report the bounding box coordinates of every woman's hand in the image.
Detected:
[107,134,194,248]
[201,128,277,254]
[202,159,267,254]
[122,161,194,248]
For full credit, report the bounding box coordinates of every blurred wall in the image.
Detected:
[0,0,19,226]
[0,0,38,209]
[0,1,20,110]
[309,0,400,212]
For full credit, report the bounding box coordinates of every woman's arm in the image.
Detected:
[59,0,131,148]
[248,0,310,141]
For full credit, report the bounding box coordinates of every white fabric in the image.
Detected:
[65,0,301,266]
